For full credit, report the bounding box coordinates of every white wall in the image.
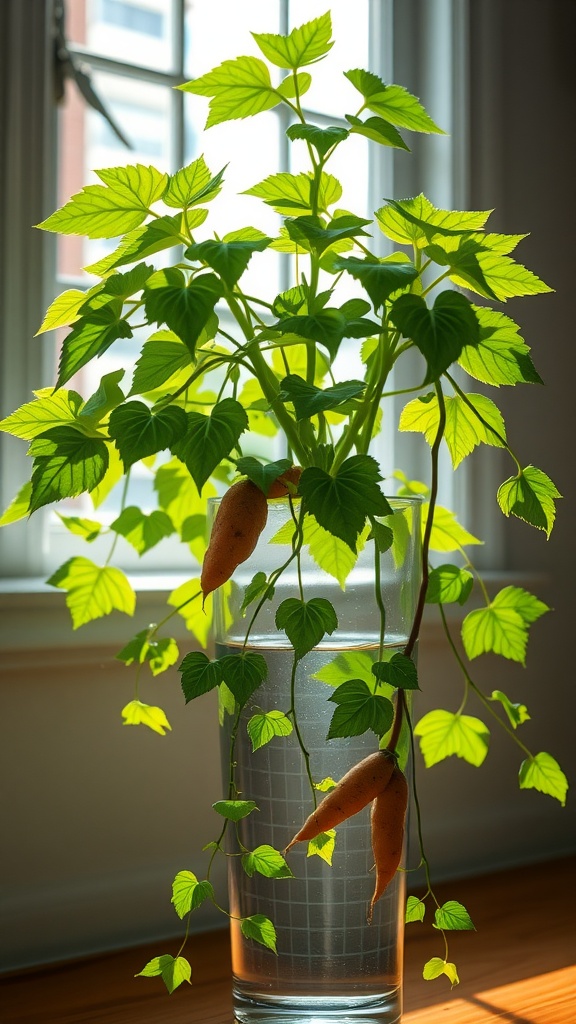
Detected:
[1,0,575,970]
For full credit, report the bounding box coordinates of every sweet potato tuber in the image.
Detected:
[367,764,408,923]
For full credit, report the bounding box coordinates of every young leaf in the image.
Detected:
[390,291,479,384]
[110,506,175,554]
[491,585,549,625]
[406,895,426,923]
[458,306,542,386]
[434,901,475,931]
[121,700,171,736]
[247,710,293,751]
[117,631,179,677]
[253,12,333,68]
[29,427,109,512]
[186,237,271,288]
[461,603,528,665]
[240,914,277,953]
[519,752,568,806]
[346,113,409,150]
[0,388,83,440]
[79,370,126,426]
[163,157,225,209]
[426,564,474,605]
[242,845,293,879]
[314,777,337,792]
[241,571,274,613]
[0,482,32,526]
[48,557,136,628]
[400,392,506,468]
[213,800,258,822]
[306,515,367,588]
[245,171,342,216]
[108,401,187,469]
[286,123,349,157]
[312,650,385,690]
[332,256,418,310]
[180,56,284,128]
[414,710,490,767]
[219,651,268,706]
[172,398,249,491]
[307,830,336,865]
[299,455,392,552]
[56,305,133,389]
[36,289,87,335]
[171,871,214,918]
[372,653,419,690]
[179,651,223,701]
[497,465,561,537]
[85,212,196,276]
[234,457,293,496]
[423,957,460,986]
[344,70,444,134]
[490,690,530,729]
[130,334,191,396]
[275,597,338,659]
[327,679,394,738]
[143,269,222,357]
[278,373,366,420]
[57,514,103,542]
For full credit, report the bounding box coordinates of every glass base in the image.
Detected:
[233,985,402,1024]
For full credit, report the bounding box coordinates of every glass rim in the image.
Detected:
[206,492,425,508]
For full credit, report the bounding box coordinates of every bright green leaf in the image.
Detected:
[0,481,32,526]
[85,211,200,276]
[307,830,336,865]
[377,194,491,249]
[458,306,542,387]
[425,504,483,553]
[253,12,333,68]
[0,388,83,440]
[164,157,225,209]
[36,289,87,335]
[497,465,561,537]
[121,700,171,736]
[180,56,283,128]
[346,113,409,150]
[240,914,277,953]
[423,957,459,986]
[171,870,214,918]
[57,514,102,542]
[29,427,109,512]
[130,333,192,396]
[519,752,568,806]
[110,506,174,554]
[213,800,258,822]
[490,690,530,729]
[426,564,474,605]
[400,392,506,468]
[406,895,426,923]
[95,163,168,209]
[414,709,490,767]
[434,901,475,931]
[345,70,444,134]
[462,603,528,664]
[247,710,293,751]
[242,845,293,879]
[48,556,135,628]
[37,181,150,239]
[286,123,348,157]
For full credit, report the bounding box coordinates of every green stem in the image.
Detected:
[104,471,130,566]
[289,653,317,807]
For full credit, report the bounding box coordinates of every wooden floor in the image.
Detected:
[3,857,575,1024]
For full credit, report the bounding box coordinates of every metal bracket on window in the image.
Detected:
[53,0,133,149]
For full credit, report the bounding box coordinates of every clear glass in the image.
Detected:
[212,497,422,1024]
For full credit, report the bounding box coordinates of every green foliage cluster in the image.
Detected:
[0,10,567,997]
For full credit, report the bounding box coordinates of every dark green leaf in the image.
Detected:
[29,427,109,512]
[298,455,392,551]
[108,401,187,469]
[333,255,418,309]
[79,370,126,426]
[274,309,347,359]
[130,334,192,395]
[426,564,474,605]
[144,269,222,357]
[286,123,348,156]
[185,237,271,288]
[85,212,199,276]
[278,373,365,420]
[172,399,249,491]
[234,457,293,495]
[285,213,371,255]
[219,651,268,706]
[346,113,409,150]
[390,291,479,384]
[372,653,419,690]
[179,651,223,702]
[275,597,338,659]
[368,520,394,553]
[241,572,274,614]
[327,679,394,738]
[424,238,499,300]
[56,304,133,389]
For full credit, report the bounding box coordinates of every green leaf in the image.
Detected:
[434,901,475,931]
[36,289,87,335]
[57,514,102,542]
[390,291,479,384]
[37,182,150,239]
[346,113,409,150]
[400,391,506,468]
[29,427,109,512]
[276,72,312,100]
[130,332,192,396]
[234,457,293,496]
[56,305,133,389]
[327,679,394,739]
[48,557,135,628]
[423,958,459,986]
[314,777,337,792]
[273,310,347,359]
[299,455,392,551]
[312,650,390,693]
[333,256,418,309]
[213,800,258,822]
[414,710,490,767]
[0,388,83,440]
[219,651,268,706]
[95,163,168,208]
[462,602,528,664]
[241,572,274,613]
[245,172,342,216]
[87,262,154,305]
[179,651,223,702]
[284,213,371,256]
[173,399,249,491]
[372,653,419,691]
[108,401,187,469]
[240,915,277,953]
[242,845,293,879]
[163,157,225,209]
[253,12,333,68]
[497,465,561,537]
[155,457,214,532]
[247,710,293,752]
[306,515,366,588]
[110,506,174,554]
[492,585,550,625]
[180,56,283,128]
[171,871,214,918]
[345,70,444,134]
[425,504,482,553]
[0,481,32,526]
[116,630,179,677]
[136,952,191,993]
[423,238,499,301]
[406,895,426,923]
[368,519,394,555]
[186,237,271,288]
[286,123,348,157]
[519,752,568,806]
[85,212,200,276]
[121,700,171,735]
[490,690,530,729]
[79,370,126,427]
[377,194,491,249]
[144,269,222,357]
[458,306,542,387]
[307,830,336,864]
[456,250,553,302]
[426,564,474,605]
[275,597,338,659]
[278,373,365,420]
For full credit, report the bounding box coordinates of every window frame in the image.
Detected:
[0,0,477,582]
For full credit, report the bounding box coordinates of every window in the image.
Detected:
[0,0,470,579]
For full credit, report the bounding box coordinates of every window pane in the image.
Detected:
[185,0,280,79]
[68,0,177,73]
[288,0,370,115]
